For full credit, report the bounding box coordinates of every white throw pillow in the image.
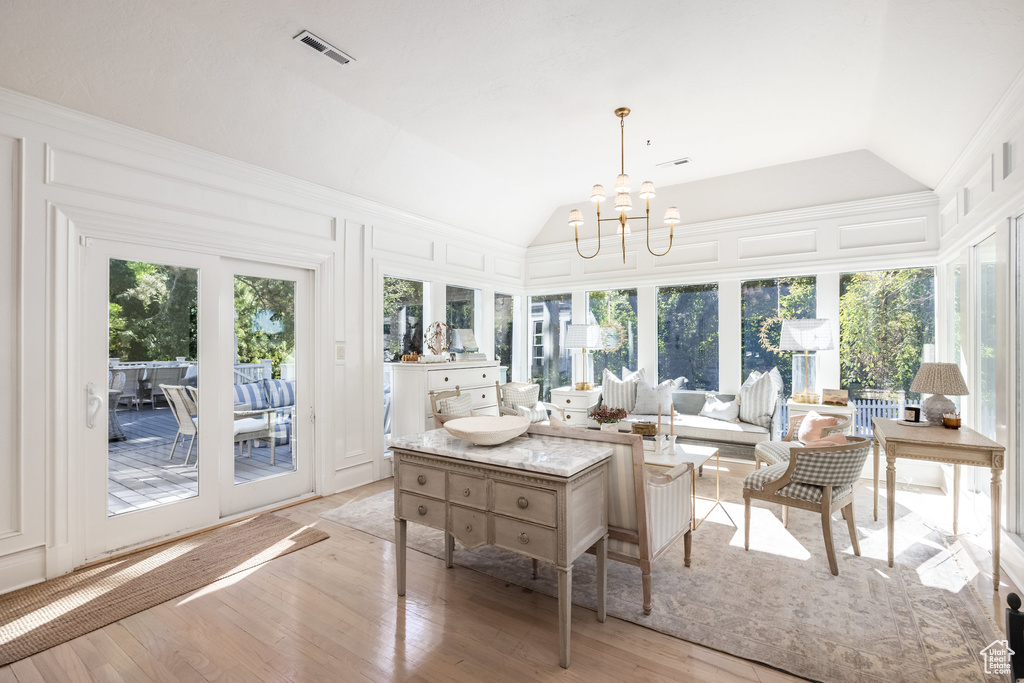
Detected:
[739,371,776,428]
[602,368,638,412]
[621,367,646,383]
[632,379,675,415]
[436,393,472,417]
[502,383,540,411]
[517,403,549,423]
[699,394,740,423]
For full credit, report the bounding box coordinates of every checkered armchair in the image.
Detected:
[753,412,853,470]
[744,436,871,576]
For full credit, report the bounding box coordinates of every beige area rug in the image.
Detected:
[322,476,1006,682]
[0,514,328,666]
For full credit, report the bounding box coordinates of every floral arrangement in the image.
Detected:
[589,405,627,424]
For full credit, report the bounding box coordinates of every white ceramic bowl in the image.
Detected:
[443,416,531,446]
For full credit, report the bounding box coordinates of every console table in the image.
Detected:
[872,418,1005,585]
[389,428,610,668]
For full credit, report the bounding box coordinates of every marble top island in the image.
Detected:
[387,428,612,477]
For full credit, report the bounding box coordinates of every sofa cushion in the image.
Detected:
[624,413,769,445]
[633,379,674,414]
[744,463,852,503]
[263,379,295,409]
[233,382,268,410]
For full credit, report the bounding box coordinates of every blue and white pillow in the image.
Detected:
[263,379,295,409]
[233,382,268,410]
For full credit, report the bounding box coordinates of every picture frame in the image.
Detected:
[904,406,921,423]
[821,388,848,406]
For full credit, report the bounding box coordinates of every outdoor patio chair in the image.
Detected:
[115,366,144,411]
[146,366,188,408]
[744,436,871,576]
[233,408,277,464]
[162,384,198,466]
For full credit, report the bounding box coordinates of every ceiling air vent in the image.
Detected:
[656,157,692,168]
[294,30,355,66]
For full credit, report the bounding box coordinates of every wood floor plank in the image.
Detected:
[6,659,45,683]
[100,623,203,683]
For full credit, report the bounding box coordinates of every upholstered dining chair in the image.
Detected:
[743,436,872,576]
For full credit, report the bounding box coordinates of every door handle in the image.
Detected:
[86,382,103,429]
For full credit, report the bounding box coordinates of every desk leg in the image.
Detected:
[873,439,880,522]
[887,455,896,567]
[444,531,454,569]
[993,467,1002,587]
[557,565,573,669]
[596,534,607,623]
[953,464,960,535]
[396,518,407,596]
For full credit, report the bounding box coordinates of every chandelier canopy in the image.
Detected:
[569,107,680,262]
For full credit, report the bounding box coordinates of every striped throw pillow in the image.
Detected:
[602,368,639,412]
[263,379,295,408]
[233,382,268,410]
[517,403,549,423]
[739,371,775,428]
[437,393,472,417]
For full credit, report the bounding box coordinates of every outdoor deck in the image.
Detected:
[108,404,294,516]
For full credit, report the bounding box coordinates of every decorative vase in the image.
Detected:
[600,423,618,432]
[920,394,955,425]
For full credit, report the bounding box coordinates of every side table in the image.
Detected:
[550,386,603,428]
[786,399,856,434]
[646,443,720,530]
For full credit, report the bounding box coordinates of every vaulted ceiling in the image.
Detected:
[1,1,1023,248]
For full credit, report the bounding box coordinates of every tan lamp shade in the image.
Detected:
[910,362,969,396]
[639,181,656,199]
[614,173,631,194]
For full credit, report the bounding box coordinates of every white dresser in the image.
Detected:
[550,386,604,428]
[389,360,504,437]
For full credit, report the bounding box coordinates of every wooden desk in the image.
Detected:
[872,418,1005,584]
[389,428,611,669]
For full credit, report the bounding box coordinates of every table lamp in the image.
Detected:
[910,362,969,425]
[565,324,602,390]
[779,318,834,404]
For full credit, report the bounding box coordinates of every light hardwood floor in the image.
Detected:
[1,476,803,683]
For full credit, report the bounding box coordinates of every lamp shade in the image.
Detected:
[616,222,631,235]
[564,323,603,349]
[568,209,584,228]
[615,173,631,194]
[639,181,656,199]
[910,362,969,396]
[614,193,632,213]
[663,206,680,224]
[590,185,606,203]
[779,318,834,351]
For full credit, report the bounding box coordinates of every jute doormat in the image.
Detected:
[322,479,1006,682]
[0,513,328,666]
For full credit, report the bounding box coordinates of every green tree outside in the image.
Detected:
[587,289,638,382]
[741,276,817,395]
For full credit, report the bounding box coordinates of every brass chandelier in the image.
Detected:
[569,107,680,262]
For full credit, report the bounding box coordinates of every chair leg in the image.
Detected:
[247,440,252,458]
[184,434,196,467]
[844,502,860,556]
[744,497,751,550]
[641,567,652,615]
[270,438,276,466]
[782,505,789,528]
[684,530,692,568]
[168,431,181,460]
[821,490,838,576]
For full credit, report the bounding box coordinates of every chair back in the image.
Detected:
[495,380,538,416]
[161,385,197,435]
[118,366,142,400]
[110,371,126,392]
[428,386,465,428]
[790,436,871,488]
[785,411,854,441]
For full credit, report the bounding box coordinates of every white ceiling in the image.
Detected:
[1,0,1023,248]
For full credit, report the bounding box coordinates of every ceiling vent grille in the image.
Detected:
[294,30,355,66]
[656,157,692,168]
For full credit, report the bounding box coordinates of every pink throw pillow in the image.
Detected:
[797,411,839,444]
[802,433,849,448]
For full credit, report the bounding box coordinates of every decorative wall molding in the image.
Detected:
[654,241,719,268]
[582,250,638,274]
[963,155,994,216]
[373,226,434,261]
[446,244,486,272]
[738,230,817,260]
[838,217,927,250]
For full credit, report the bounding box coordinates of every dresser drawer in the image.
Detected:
[449,505,488,549]
[427,367,497,391]
[493,515,556,562]
[448,473,487,509]
[469,387,498,409]
[397,462,446,499]
[493,482,557,526]
[398,492,446,531]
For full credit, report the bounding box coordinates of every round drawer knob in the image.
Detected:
[463,488,471,497]
[417,474,426,485]
[482,373,486,378]
[481,393,485,399]
[566,414,572,420]
[518,532,530,544]
[517,496,529,509]
[465,524,473,532]
[417,505,427,516]
[444,376,449,382]
[566,398,571,404]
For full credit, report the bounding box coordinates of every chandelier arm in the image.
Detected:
[646,224,674,257]
[574,225,601,259]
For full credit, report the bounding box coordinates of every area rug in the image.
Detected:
[321,476,1006,682]
[0,514,328,666]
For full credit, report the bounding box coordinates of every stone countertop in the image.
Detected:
[387,429,612,477]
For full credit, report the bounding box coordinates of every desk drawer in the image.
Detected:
[449,505,488,549]
[469,387,498,409]
[398,462,446,499]
[427,367,497,391]
[494,482,556,526]
[493,515,556,562]
[448,473,487,509]
[551,394,591,409]
[398,492,446,531]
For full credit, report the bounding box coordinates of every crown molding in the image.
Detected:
[0,86,527,259]
[526,190,938,260]
[935,63,1024,199]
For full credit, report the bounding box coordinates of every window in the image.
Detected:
[383,277,424,362]
[977,237,997,439]
[529,293,572,401]
[494,292,515,383]
[839,268,935,400]
[657,284,719,390]
[587,288,638,382]
[446,285,477,351]
[741,277,816,396]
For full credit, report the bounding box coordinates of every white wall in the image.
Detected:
[0,87,525,593]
